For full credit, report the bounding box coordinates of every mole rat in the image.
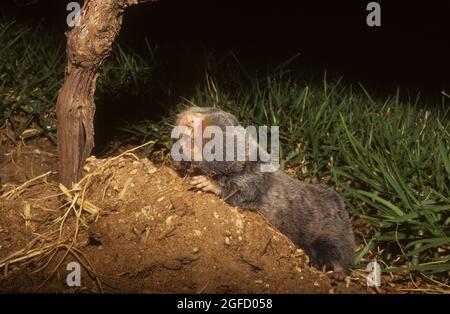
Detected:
[172,106,355,280]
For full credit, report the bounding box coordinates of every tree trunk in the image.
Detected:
[56,0,139,187]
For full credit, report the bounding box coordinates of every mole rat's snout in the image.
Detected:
[176,111,207,161]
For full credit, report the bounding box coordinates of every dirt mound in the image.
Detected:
[0,139,366,293]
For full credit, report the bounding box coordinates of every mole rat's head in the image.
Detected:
[176,106,240,131]
[173,106,246,175]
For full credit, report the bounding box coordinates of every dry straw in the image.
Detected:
[0,140,155,292]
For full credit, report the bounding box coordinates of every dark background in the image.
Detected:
[1,0,449,100]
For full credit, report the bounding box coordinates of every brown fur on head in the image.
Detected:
[176,109,210,161]
[177,111,208,132]
[176,106,242,161]
[176,106,241,130]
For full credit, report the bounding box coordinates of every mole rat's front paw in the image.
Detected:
[332,269,348,281]
[190,176,222,195]
[331,262,349,281]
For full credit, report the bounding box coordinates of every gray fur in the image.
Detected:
[175,106,355,278]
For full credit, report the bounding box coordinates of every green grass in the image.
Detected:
[184,73,450,276]
[122,68,449,277]
[0,19,154,142]
[1,19,449,280]
[0,20,64,142]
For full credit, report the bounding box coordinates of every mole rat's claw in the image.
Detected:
[331,261,348,281]
[332,270,348,281]
[190,176,208,187]
[190,176,221,195]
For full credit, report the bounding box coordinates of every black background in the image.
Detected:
[0,293,448,311]
[1,0,449,100]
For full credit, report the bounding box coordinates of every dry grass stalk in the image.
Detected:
[0,170,52,200]
[0,140,156,291]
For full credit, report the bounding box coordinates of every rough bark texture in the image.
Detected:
[56,0,139,187]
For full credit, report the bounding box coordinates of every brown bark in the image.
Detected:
[56,0,139,187]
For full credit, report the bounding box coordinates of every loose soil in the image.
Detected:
[0,138,368,293]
